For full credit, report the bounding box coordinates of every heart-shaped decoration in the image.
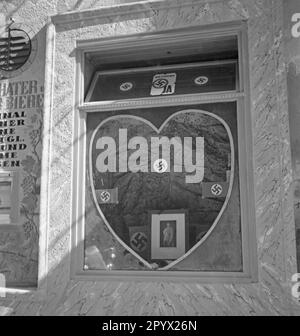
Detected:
[89,109,234,270]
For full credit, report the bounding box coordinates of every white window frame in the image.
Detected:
[0,171,20,225]
[71,21,258,283]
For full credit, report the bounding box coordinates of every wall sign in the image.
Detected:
[0,21,37,79]
[0,80,43,169]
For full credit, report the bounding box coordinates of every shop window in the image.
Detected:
[72,23,257,281]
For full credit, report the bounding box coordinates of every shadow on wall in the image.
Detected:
[0,0,145,289]
[0,24,48,288]
[0,0,179,289]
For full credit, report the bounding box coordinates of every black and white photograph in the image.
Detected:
[150,210,187,262]
[160,220,176,248]
[0,0,300,319]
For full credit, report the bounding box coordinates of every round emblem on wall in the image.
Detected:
[120,82,133,92]
[194,76,209,86]
[0,20,38,79]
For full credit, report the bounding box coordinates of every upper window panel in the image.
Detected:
[83,34,239,103]
[86,61,237,102]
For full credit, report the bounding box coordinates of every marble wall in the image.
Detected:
[0,0,299,315]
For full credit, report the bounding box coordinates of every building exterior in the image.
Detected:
[0,0,300,316]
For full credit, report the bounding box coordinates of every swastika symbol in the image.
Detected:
[130,232,147,252]
[100,191,111,202]
[120,82,133,91]
[211,183,223,196]
[153,158,168,173]
[152,78,168,88]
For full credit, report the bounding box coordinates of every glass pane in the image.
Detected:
[84,102,242,272]
[87,62,237,102]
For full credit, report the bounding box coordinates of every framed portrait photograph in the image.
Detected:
[150,210,188,260]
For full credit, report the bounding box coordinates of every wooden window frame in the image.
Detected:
[71,21,258,283]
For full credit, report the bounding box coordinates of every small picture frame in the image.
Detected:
[150,210,188,260]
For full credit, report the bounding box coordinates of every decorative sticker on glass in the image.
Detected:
[150,73,176,96]
[194,76,209,86]
[119,82,133,92]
